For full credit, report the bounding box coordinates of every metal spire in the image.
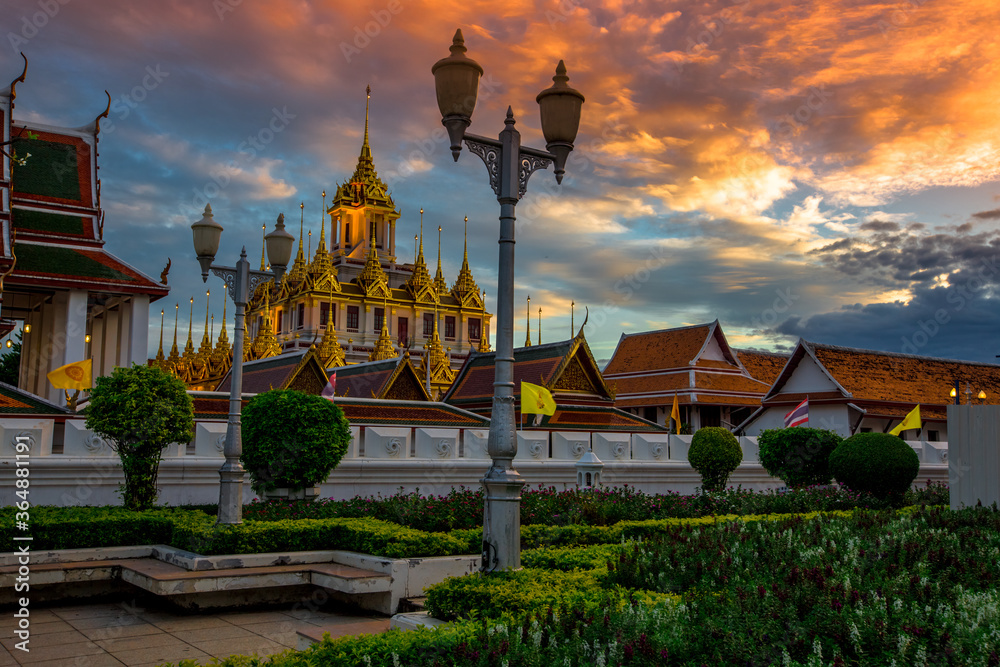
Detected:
[525,295,531,347]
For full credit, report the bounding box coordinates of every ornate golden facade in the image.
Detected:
[153,90,492,393]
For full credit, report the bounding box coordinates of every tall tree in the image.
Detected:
[0,331,22,386]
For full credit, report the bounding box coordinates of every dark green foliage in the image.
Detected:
[85,364,194,510]
[757,427,843,488]
[0,330,21,386]
[830,432,920,498]
[241,390,351,495]
[688,427,742,491]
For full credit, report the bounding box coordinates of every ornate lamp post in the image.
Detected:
[432,29,584,571]
[191,204,294,524]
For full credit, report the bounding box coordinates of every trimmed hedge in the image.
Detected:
[688,427,742,491]
[830,432,920,498]
[757,427,842,488]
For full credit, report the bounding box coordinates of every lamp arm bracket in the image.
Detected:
[212,266,276,304]
[465,135,554,200]
[516,150,553,199]
[465,137,502,197]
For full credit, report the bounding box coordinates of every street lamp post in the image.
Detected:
[191,204,294,524]
[432,29,584,571]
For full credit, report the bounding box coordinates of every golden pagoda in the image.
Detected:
[240,87,492,380]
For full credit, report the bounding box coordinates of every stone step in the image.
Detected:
[397,596,427,612]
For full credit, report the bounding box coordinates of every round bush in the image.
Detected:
[829,432,919,498]
[757,427,843,488]
[688,427,743,492]
[241,389,351,494]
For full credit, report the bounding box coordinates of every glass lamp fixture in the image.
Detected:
[264,214,294,282]
[536,60,585,183]
[432,29,483,160]
[191,204,223,280]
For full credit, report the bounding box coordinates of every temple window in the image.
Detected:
[297,303,305,330]
[445,316,456,340]
[468,317,481,341]
[347,305,359,331]
[423,313,434,336]
[374,307,384,332]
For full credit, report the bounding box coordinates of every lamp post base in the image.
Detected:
[217,462,245,525]
[481,469,526,572]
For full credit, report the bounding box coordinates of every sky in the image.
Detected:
[3,0,1000,365]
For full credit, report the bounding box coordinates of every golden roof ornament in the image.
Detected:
[478,289,491,353]
[259,223,267,271]
[368,296,396,361]
[196,290,213,360]
[434,224,448,295]
[183,297,196,357]
[451,215,481,306]
[154,308,166,367]
[357,219,389,297]
[524,295,532,347]
[211,295,231,364]
[310,190,335,278]
[333,86,396,210]
[167,303,180,366]
[250,287,281,359]
[420,304,456,387]
[288,203,307,283]
[318,291,345,368]
[405,207,435,301]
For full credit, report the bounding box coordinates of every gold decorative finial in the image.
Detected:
[260,223,266,271]
[571,300,575,336]
[538,307,542,345]
[155,308,165,365]
[525,295,532,347]
[434,224,447,295]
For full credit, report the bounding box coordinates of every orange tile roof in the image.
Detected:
[810,343,1000,405]
[736,349,789,385]
[604,324,711,374]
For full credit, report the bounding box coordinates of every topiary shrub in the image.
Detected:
[757,427,843,488]
[85,363,194,510]
[688,427,743,492]
[829,432,919,499]
[241,389,351,497]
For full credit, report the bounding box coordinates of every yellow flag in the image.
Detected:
[47,359,92,390]
[671,393,681,431]
[889,405,921,436]
[521,381,556,416]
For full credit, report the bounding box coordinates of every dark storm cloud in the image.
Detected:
[972,208,1000,220]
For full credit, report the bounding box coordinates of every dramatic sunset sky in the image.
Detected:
[4,0,999,363]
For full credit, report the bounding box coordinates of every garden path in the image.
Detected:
[0,600,389,666]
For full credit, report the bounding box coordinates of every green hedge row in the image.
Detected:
[0,507,467,558]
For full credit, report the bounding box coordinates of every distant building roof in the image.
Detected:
[605,321,784,409]
[0,381,71,415]
[215,347,329,395]
[330,355,431,401]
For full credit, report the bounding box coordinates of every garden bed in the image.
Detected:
[157,505,1000,666]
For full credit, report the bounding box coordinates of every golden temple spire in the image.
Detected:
[362,84,372,162]
[154,308,165,365]
[451,215,480,304]
[420,302,455,392]
[478,289,491,353]
[310,191,336,278]
[168,303,180,364]
[434,224,448,295]
[369,295,396,361]
[571,300,575,336]
[538,307,542,345]
[289,202,307,282]
[213,296,230,361]
[524,295,531,347]
[250,287,281,359]
[260,223,266,271]
[197,290,213,357]
[406,208,433,298]
[183,297,195,357]
[358,218,389,296]
[318,290,345,368]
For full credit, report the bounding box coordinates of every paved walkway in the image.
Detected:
[0,600,390,666]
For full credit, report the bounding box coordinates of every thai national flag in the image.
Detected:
[784,398,809,428]
[321,372,337,401]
